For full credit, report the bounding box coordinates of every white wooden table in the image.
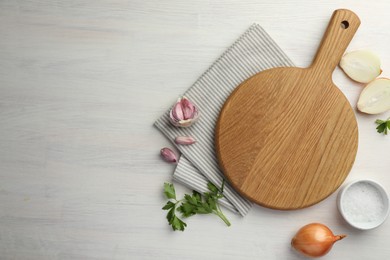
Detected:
[1,1,389,259]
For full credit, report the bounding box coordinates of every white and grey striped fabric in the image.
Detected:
[155,24,294,216]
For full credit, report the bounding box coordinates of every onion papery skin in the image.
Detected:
[291,223,346,258]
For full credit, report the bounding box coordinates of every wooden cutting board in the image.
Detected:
[215,9,360,210]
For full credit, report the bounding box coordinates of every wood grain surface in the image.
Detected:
[1,1,390,260]
[216,10,360,209]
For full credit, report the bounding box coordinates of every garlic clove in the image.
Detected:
[175,136,196,145]
[357,78,390,114]
[160,147,178,163]
[340,50,382,83]
[180,98,196,120]
[172,102,185,121]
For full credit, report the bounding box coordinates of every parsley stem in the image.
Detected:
[214,210,231,226]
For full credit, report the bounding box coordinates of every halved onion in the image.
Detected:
[357,78,390,114]
[340,50,382,83]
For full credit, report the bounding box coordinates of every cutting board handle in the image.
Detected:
[310,9,360,76]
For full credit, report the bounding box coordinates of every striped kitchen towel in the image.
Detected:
[155,24,294,216]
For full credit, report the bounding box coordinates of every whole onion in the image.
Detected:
[291,223,346,258]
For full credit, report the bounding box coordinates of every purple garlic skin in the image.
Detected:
[160,147,178,163]
[175,136,196,145]
[169,97,199,127]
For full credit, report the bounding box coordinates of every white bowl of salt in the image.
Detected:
[337,179,389,230]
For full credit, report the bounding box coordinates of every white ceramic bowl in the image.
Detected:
[337,179,390,230]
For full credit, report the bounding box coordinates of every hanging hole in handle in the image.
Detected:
[341,20,349,29]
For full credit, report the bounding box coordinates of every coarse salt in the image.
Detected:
[342,182,385,223]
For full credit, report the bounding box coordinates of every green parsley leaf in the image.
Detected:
[376,118,390,135]
[162,201,175,210]
[200,202,212,213]
[207,182,219,193]
[170,215,187,231]
[184,194,198,205]
[192,191,201,202]
[163,182,176,199]
[162,181,231,231]
[207,197,217,211]
[377,123,387,134]
[166,207,175,222]
[178,202,196,217]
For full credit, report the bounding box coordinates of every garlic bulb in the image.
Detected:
[169,97,200,127]
[357,78,390,114]
[340,50,382,83]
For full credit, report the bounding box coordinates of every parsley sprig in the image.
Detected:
[375,117,390,135]
[162,181,231,231]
